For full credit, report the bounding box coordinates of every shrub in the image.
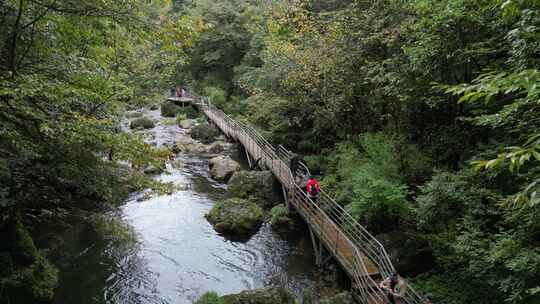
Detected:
[317,133,430,231]
[195,292,223,304]
[346,176,410,232]
[175,113,188,124]
[160,102,181,117]
[129,117,155,129]
[179,105,198,119]
[270,204,288,225]
[203,86,226,107]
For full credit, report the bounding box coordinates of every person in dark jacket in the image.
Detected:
[289,153,302,180]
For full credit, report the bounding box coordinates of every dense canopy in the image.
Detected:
[1,0,539,303]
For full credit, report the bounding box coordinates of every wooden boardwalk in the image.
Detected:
[193,98,426,304]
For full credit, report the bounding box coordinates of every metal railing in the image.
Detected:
[193,97,426,304]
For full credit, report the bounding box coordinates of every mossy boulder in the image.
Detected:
[130,117,155,129]
[149,104,159,110]
[205,198,263,239]
[227,170,278,207]
[161,102,182,117]
[209,156,241,182]
[269,204,294,232]
[221,288,296,304]
[191,123,220,144]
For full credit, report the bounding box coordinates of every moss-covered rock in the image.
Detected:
[227,170,278,207]
[130,117,155,129]
[221,287,296,304]
[191,123,220,144]
[205,198,263,239]
[149,104,159,110]
[209,156,241,182]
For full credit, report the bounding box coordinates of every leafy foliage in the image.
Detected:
[177,0,540,302]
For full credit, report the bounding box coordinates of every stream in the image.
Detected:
[48,107,331,304]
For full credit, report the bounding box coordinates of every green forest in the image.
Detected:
[1,0,539,303]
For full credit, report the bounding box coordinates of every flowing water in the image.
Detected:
[49,108,328,304]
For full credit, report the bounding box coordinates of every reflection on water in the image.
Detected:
[52,108,320,304]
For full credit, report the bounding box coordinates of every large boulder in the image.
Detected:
[129,117,155,129]
[209,156,241,182]
[205,141,225,154]
[171,135,206,154]
[178,119,195,129]
[227,170,278,207]
[221,288,295,304]
[190,123,220,144]
[143,164,164,175]
[375,231,434,276]
[205,198,263,239]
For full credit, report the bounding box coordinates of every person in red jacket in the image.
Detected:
[305,175,320,202]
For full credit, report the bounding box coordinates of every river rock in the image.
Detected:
[375,231,434,276]
[190,123,220,144]
[171,135,206,154]
[221,287,295,304]
[171,159,184,169]
[205,198,263,239]
[143,164,164,175]
[209,156,240,182]
[227,170,278,207]
[178,119,194,129]
[130,117,155,130]
[205,141,225,154]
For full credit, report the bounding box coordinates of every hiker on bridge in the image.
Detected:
[289,153,302,181]
[306,175,320,202]
[379,272,407,304]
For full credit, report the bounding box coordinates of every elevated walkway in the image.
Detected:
[193,97,427,304]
